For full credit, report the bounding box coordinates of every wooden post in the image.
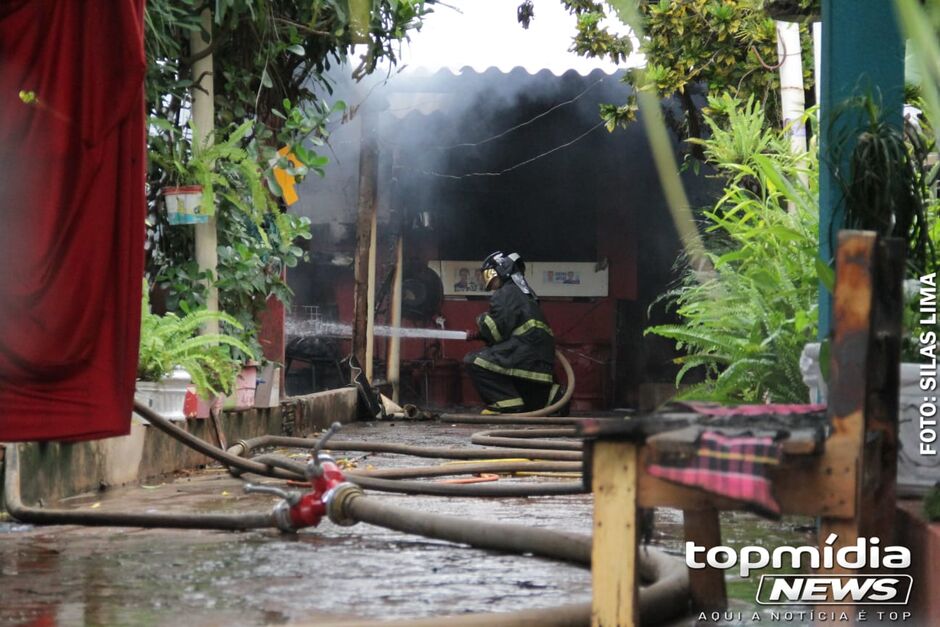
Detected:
[683,508,727,611]
[352,107,378,375]
[365,210,378,381]
[819,232,903,624]
[592,441,638,627]
[190,9,218,334]
[389,235,404,402]
[820,232,878,574]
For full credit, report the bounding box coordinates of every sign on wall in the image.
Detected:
[435,260,489,296]
[435,261,608,298]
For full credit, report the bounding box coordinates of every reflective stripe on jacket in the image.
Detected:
[466,282,555,381]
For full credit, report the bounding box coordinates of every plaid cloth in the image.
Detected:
[678,402,826,417]
[647,430,784,517]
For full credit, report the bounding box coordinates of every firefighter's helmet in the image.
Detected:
[480,251,532,295]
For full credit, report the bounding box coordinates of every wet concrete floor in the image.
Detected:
[0,421,813,626]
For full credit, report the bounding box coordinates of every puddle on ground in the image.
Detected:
[0,422,818,626]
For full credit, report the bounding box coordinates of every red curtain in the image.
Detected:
[0,0,146,441]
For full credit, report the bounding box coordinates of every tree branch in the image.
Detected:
[272,16,331,37]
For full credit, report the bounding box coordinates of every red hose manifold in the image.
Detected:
[284,455,348,530]
[245,422,360,532]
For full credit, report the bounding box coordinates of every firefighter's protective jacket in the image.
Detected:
[468,281,554,382]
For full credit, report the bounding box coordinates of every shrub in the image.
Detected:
[138,287,257,397]
[647,96,820,403]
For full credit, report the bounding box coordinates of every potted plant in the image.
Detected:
[223,360,260,411]
[149,119,260,226]
[823,96,940,493]
[136,286,257,422]
[832,94,935,272]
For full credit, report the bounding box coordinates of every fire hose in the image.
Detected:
[226,427,588,497]
[356,461,583,479]
[515,349,575,417]
[3,442,688,624]
[323,486,688,626]
[429,349,578,425]
[307,536,687,627]
[227,434,581,462]
[469,428,580,450]
[2,444,276,530]
[239,450,585,497]
[75,402,589,501]
[119,402,585,497]
[3,400,690,624]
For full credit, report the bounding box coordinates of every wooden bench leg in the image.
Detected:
[683,507,727,612]
[592,441,639,627]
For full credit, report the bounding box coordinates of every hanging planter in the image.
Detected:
[151,120,257,228]
[163,185,208,225]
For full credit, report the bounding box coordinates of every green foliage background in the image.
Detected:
[562,0,814,152]
[647,96,820,403]
[143,0,428,357]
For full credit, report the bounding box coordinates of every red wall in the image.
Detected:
[298,193,636,410]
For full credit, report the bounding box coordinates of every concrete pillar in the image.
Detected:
[190,9,218,334]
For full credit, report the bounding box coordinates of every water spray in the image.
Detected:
[286,318,467,341]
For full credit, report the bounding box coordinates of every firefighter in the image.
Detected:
[464,251,562,414]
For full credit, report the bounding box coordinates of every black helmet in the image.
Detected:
[481,251,524,277]
[481,251,532,295]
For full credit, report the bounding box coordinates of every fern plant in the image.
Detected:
[138,287,258,398]
[648,97,820,403]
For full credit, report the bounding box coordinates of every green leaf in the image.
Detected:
[815,258,835,293]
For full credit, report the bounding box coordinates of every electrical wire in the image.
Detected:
[405,120,607,180]
[441,77,605,150]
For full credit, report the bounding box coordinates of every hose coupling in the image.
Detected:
[324,482,363,527]
[244,483,306,532]
[229,439,251,457]
[271,499,297,533]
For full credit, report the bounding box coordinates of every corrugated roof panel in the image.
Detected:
[380,66,627,120]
